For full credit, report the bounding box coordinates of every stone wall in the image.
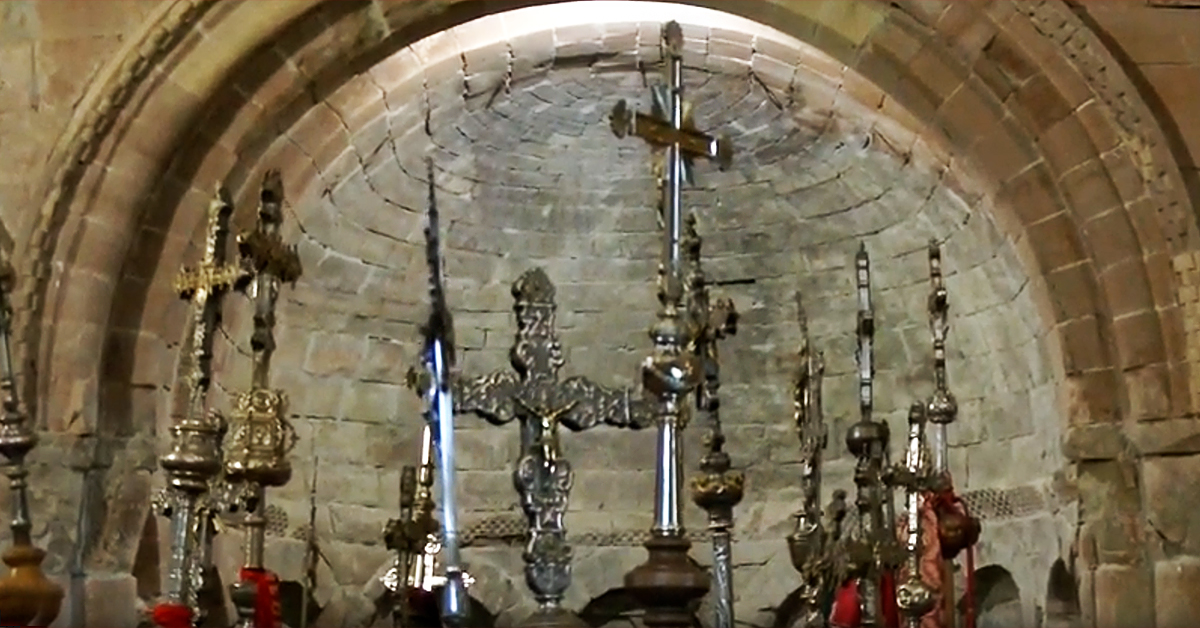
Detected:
[200,49,1072,624]
[3,1,1200,626]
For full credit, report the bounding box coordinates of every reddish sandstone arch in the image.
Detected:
[14,0,1196,570]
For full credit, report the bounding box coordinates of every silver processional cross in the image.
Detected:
[610,21,739,628]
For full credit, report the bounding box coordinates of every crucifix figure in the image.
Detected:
[412,267,654,628]
[150,187,250,628]
[222,170,303,628]
[610,21,736,628]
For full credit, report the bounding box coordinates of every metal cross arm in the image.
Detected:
[610,98,734,172]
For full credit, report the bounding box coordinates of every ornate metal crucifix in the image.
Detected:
[785,291,848,628]
[412,267,654,628]
[840,244,904,628]
[683,214,743,628]
[151,187,249,628]
[609,20,738,628]
[222,171,303,628]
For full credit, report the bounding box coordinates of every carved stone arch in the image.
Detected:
[18,0,1200,619]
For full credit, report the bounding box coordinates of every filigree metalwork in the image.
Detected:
[842,244,905,627]
[409,266,651,627]
[785,291,846,628]
[893,404,937,628]
[683,214,743,628]
[0,257,63,627]
[223,170,302,628]
[153,186,248,624]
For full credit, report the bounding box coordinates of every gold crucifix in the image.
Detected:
[609,23,734,188]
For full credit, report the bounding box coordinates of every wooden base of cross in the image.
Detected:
[624,534,709,628]
[0,540,63,627]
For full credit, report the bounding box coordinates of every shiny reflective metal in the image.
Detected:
[411,265,651,628]
[925,241,956,478]
[153,186,248,622]
[223,170,303,628]
[843,244,905,627]
[383,424,476,628]
[683,215,742,628]
[0,257,64,626]
[416,159,471,628]
[894,403,936,628]
[785,292,845,628]
[615,21,730,628]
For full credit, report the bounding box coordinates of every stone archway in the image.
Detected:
[12,1,1199,625]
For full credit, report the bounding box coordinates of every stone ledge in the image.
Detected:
[1064,418,1200,460]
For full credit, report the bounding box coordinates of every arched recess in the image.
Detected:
[961,564,1022,628]
[13,0,1198,588]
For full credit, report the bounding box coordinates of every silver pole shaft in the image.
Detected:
[710,530,734,628]
[652,22,687,538]
[431,341,468,626]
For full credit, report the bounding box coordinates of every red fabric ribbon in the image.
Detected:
[926,487,979,628]
[829,574,902,628]
[151,602,193,628]
[238,567,281,628]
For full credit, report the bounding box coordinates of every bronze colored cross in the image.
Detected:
[610,83,734,185]
[409,267,653,622]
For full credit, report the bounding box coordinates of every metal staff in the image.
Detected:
[617,21,730,628]
[924,241,980,628]
[224,171,303,628]
[0,258,64,627]
[150,188,244,628]
[685,215,742,628]
[420,158,470,628]
[384,424,444,627]
[894,403,936,628]
[786,291,841,628]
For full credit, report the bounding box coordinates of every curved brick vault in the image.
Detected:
[8,0,1200,625]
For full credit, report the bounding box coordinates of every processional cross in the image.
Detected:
[610,21,739,628]
[222,171,303,628]
[411,267,655,628]
[152,187,250,627]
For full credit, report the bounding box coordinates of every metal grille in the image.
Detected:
[265,504,289,537]
[961,485,1045,520]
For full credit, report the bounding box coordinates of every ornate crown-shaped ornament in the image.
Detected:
[222,388,297,488]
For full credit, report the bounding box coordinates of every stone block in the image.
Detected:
[1093,564,1154,627]
[1143,454,1200,556]
[82,572,140,628]
[1154,557,1200,627]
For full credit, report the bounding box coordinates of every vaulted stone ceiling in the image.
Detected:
[10,1,1200,626]
[192,5,1065,623]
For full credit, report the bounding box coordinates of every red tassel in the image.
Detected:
[151,602,193,628]
[238,567,281,628]
[880,570,900,628]
[963,544,977,628]
[830,579,862,628]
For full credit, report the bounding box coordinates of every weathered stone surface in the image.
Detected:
[1093,564,1154,628]
[17,1,1200,626]
[1154,557,1200,628]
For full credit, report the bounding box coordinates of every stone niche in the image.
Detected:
[185,12,1077,628]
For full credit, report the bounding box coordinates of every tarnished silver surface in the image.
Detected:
[155,187,245,617]
[223,171,303,628]
[785,292,844,627]
[420,266,650,623]
[683,216,742,628]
